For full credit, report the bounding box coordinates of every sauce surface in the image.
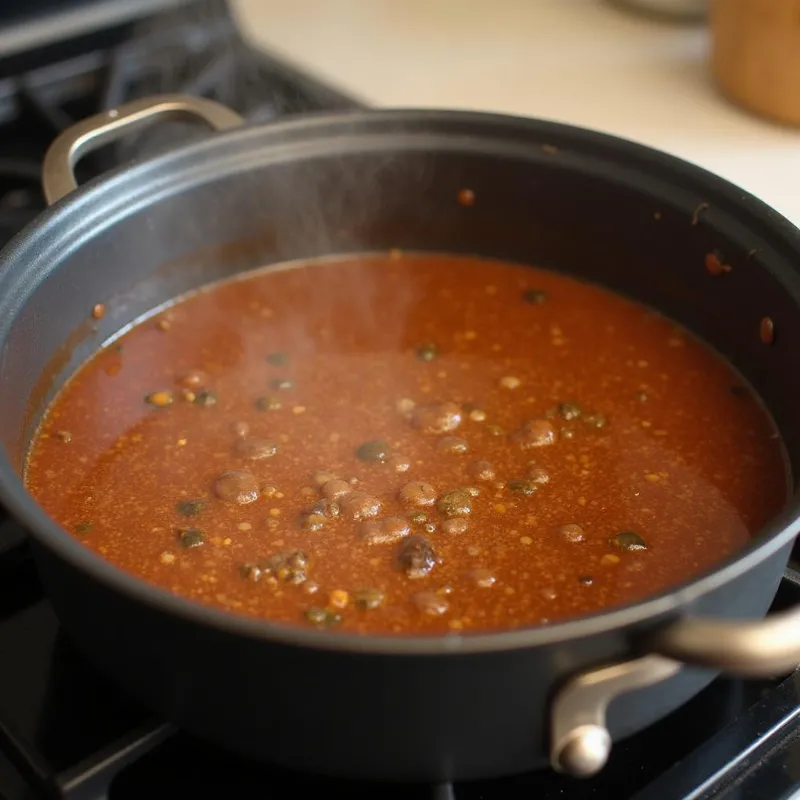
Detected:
[25,253,787,635]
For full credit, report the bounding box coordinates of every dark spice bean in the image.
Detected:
[360,516,411,545]
[176,499,207,517]
[416,342,440,361]
[511,419,556,449]
[437,489,472,517]
[339,491,382,521]
[522,289,548,305]
[356,440,392,462]
[214,470,260,504]
[399,481,437,508]
[354,588,385,610]
[178,528,205,548]
[558,402,582,421]
[412,589,449,615]
[610,531,648,551]
[234,437,279,461]
[255,395,282,411]
[412,402,462,434]
[263,550,309,584]
[398,535,436,579]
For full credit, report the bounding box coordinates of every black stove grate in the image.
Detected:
[0,2,799,798]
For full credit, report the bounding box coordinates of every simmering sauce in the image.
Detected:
[24,254,787,634]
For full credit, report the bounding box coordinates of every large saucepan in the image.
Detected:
[0,95,799,782]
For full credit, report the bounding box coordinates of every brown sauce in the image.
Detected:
[24,253,787,635]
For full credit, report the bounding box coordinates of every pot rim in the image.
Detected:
[1,107,798,656]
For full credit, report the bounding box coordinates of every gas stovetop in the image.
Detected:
[0,2,799,799]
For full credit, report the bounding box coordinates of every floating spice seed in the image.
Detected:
[240,564,263,582]
[178,528,205,548]
[398,535,436,579]
[559,523,586,543]
[441,518,469,535]
[56,430,72,443]
[705,251,731,276]
[416,342,440,361]
[558,402,582,421]
[396,397,416,415]
[179,370,208,390]
[354,588,385,610]
[298,513,326,532]
[360,517,411,545]
[255,395,282,411]
[437,436,468,454]
[508,479,537,496]
[321,479,352,500]
[511,419,556,448]
[635,391,648,403]
[75,521,93,535]
[760,316,775,345]
[610,531,648,551]
[561,428,576,441]
[305,608,342,627]
[271,378,293,391]
[412,589,449,615]
[583,413,608,429]
[356,440,392,462]
[399,481,437,508]
[214,470,260,505]
[176,499,207,517]
[234,438,279,461]
[412,402,462,434]
[338,491,382,521]
[528,466,550,485]
[499,375,521,390]
[266,351,289,366]
[578,575,594,586]
[468,568,496,588]
[522,289,548,305]
[468,408,487,422]
[457,188,475,207]
[470,460,497,482]
[91,303,105,319]
[263,550,309,584]
[437,489,472,517]
[329,589,350,609]
[409,511,428,525]
[145,391,173,407]
[193,390,218,407]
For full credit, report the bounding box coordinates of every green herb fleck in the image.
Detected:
[356,440,392,462]
[305,607,342,627]
[266,352,289,367]
[508,479,538,496]
[255,395,282,411]
[409,511,428,526]
[522,289,548,305]
[193,390,217,407]
[178,528,206,548]
[75,521,93,535]
[176,499,207,517]
[415,342,439,361]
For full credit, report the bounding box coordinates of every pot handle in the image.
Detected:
[42,93,245,205]
[550,600,800,778]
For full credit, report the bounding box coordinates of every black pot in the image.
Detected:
[0,95,798,782]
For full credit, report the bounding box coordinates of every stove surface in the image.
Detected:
[0,2,799,798]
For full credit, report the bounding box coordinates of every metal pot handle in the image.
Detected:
[551,598,800,777]
[42,93,245,205]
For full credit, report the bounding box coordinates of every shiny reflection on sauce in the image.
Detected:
[25,253,787,635]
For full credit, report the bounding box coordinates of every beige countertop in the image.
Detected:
[233,0,800,224]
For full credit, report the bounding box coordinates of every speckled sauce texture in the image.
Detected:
[24,253,787,635]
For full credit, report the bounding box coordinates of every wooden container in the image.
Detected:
[711,0,800,126]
